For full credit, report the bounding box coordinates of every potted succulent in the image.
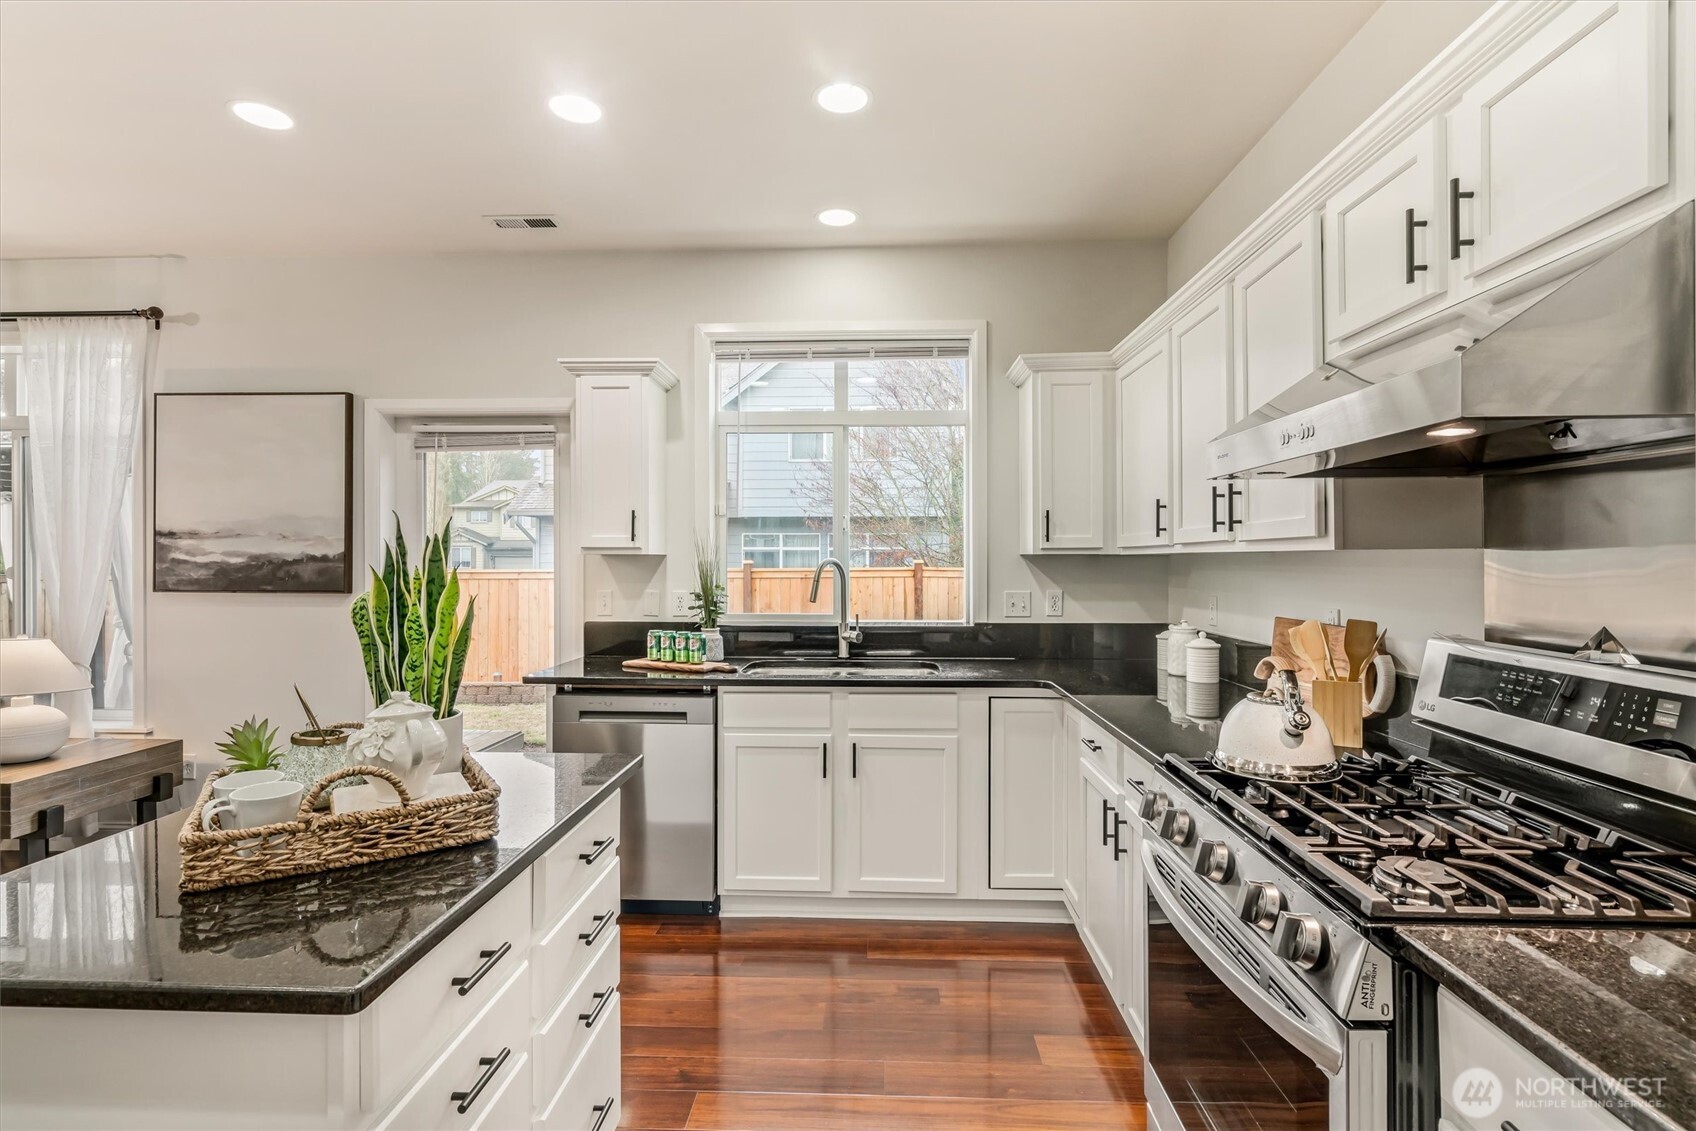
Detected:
[688,532,728,661]
[350,516,477,766]
[216,716,282,771]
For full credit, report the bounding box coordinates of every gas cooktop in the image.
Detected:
[1168,748,1696,922]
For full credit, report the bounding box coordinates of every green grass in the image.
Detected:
[458,703,548,749]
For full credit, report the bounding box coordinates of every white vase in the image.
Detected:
[438,710,465,773]
[703,629,724,663]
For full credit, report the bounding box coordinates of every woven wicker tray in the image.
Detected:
[178,753,500,893]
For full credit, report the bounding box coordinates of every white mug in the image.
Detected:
[202,780,305,833]
[212,769,284,801]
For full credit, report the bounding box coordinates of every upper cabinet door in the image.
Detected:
[573,374,665,552]
[1450,0,1669,280]
[1035,372,1106,550]
[1230,215,1325,542]
[1170,287,1234,545]
[1116,337,1172,549]
[1323,119,1448,345]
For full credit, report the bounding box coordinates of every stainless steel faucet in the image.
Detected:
[809,557,862,659]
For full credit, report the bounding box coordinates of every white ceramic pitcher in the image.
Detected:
[350,692,448,802]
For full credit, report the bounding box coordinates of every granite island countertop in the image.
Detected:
[0,751,639,1015]
[1395,924,1696,1131]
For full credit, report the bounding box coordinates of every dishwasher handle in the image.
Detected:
[552,693,715,726]
[572,711,693,725]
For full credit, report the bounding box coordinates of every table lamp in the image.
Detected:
[0,637,90,763]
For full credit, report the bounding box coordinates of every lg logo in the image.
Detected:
[1453,1067,1504,1118]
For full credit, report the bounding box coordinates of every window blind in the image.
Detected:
[712,339,969,362]
[411,426,557,452]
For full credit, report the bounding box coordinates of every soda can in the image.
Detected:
[647,630,660,660]
[689,632,705,664]
[656,631,670,663]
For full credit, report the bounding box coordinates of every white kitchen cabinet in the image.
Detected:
[560,359,675,554]
[988,698,1064,890]
[1118,748,1155,1049]
[1115,335,1173,549]
[719,731,834,892]
[1450,0,1669,283]
[1077,756,1125,997]
[845,734,959,894]
[1229,214,1326,542]
[1061,711,1088,916]
[1323,119,1449,347]
[1011,355,1112,553]
[1171,286,1235,545]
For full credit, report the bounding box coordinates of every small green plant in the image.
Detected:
[688,532,727,630]
[350,514,477,719]
[217,716,282,771]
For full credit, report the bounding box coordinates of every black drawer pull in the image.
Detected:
[579,910,616,948]
[590,1096,617,1131]
[450,1046,510,1114]
[450,941,511,997]
[579,984,617,1029]
[1081,737,1102,753]
[579,836,615,865]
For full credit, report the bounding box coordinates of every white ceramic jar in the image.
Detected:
[1185,631,1221,685]
[1166,621,1199,674]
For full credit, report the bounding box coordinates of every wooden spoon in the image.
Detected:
[1292,619,1337,682]
[1344,619,1379,681]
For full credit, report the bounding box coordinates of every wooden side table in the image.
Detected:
[0,737,184,866]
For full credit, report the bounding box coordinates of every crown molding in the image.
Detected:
[556,357,680,391]
[1004,351,1117,388]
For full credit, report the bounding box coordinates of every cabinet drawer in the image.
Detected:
[721,691,831,730]
[533,793,620,933]
[363,877,532,1112]
[1072,712,1118,776]
[374,958,532,1130]
[534,931,620,1108]
[847,692,958,731]
[536,996,622,1131]
[533,859,621,1019]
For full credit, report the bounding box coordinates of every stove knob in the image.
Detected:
[1236,881,1284,930]
[1161,808,1193,847]
[1140,791,1168,824]
[1272,912,1328,971]
[1193,839,1233,883]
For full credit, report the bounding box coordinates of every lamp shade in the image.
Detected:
[0,637,90,697]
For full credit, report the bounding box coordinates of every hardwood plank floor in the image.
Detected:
[620,915,1145,1130]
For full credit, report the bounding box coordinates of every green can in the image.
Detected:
[647,630,661,660]
[688,632,705,664]
[660,631,676,663]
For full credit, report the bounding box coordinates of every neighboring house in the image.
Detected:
[449,479,553,569]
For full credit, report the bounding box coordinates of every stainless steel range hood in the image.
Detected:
[1210,202,1695,479]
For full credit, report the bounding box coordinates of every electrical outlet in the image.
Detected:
[1326,608,1343,626]
[640,589,660,618]
[594,589,613,617]
[1044,589,1063,617]
[1005,590,1032,618]
[1208,596,1218,626]
[669,591,693,618]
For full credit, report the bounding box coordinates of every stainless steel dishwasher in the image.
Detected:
[549,688,717,913]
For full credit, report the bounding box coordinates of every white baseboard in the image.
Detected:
[719,894,1070,923]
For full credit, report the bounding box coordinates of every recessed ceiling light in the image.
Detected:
[229,101,293,130]
[548,94,603,124]
[1427,423,1478,438]
[815,82,870,114]
[818,208,858,227]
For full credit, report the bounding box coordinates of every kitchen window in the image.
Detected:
[711,331,979,624]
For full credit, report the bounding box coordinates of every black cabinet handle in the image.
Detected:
[1449,178,1474,260]
[630,509,637,542]
[852,742,858,779]
[822,741,828,779]
[1154,498,1167,537]
[590,1096,617,1131]
[1111,812,1129,860]
[1501,1123,1522,1131]
[450,941,511,996]
[1405,208,1429,284]
[1043,508,1051,544]
[579,909,616,948]
[579,985,617,1029]
[1080,737,1101,753]
[579,836,615,865]
[450,1046,510,1114]
[1210,486,1225,532]
[1101,798,1113,847]
[1227,484,1243,531]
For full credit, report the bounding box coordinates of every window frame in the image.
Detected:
[697,321,987,627]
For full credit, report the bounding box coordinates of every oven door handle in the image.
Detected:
[1144,840,1348,1076]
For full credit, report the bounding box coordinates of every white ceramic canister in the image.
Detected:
[1185,678,1221,719]
[1154,626,1173,677]
[1166,621,1199,674]
[1185,631,1221,685]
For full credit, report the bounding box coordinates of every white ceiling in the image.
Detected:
[0,0,1380,258]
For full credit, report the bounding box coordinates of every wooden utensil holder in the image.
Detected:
[1311,680,1364,749]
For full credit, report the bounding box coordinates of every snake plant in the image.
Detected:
[351,515,477,719]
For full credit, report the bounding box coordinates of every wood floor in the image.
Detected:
[618,915,1146,1130]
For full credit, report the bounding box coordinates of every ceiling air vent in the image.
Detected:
[487,215,558,230]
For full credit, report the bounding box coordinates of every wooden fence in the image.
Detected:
[456,570,554,682]
[726,563,964,621]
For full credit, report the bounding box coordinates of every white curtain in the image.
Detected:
[20,317,147,738]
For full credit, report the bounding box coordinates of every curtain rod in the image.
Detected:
[0,307,165,328]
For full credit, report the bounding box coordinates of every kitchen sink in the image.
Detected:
[737,658,942,678]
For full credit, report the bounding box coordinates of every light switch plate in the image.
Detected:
[1044,589,1063,617]
[641,590,660,618]
[1005,590,1031,618]
[669,591,693,618]
[594,589,613,617]
[1208,597,1218,626]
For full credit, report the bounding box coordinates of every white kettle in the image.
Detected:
[1211,669,1340,783]
[350,692,448,801]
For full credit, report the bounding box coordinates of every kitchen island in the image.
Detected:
[0,750,638,1130]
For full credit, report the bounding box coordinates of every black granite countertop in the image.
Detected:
[527,655,1248,766]
[0,751,639,1015]
[1394,925,1696,1131]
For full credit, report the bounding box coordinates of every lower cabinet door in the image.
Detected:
[988,699,1064,890]
[720,732,833,892]
[533,927,621,1109]
[1079,758,1123,996]
[536,997,623,1131]
[845,734,959,893]
[1062,716,1087,917]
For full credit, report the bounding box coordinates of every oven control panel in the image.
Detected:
[1437,654,1694,747]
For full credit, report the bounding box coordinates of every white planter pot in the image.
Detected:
[704,629,725,663]
[438,710,465,772]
